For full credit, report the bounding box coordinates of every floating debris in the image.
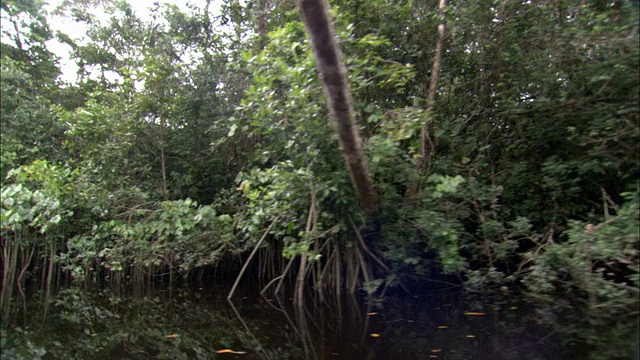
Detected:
[216,349,247,354]
[464,311,486,316]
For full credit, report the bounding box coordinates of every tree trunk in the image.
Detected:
[419,0,447,175]
[159,114,168,200]
[298,0,379,218]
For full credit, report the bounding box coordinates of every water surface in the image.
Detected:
[2,284,576,359]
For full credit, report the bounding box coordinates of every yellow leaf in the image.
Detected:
[464,311,486,316]
[370,333,381,338]
[164,334,178,338]
[437,325,448,329]
[466,334,476,338]
[366,312,378,316]
[216,349,247,355]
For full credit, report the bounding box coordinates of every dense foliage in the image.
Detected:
[1,0,638,358]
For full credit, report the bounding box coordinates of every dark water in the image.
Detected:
[1,284,578,360]
[3,282,573,360]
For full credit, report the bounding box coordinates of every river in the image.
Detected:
[1,281,589,360]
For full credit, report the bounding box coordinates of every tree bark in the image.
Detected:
[159,113,168,200]
[419,0,447,175]
[298,0,379,218]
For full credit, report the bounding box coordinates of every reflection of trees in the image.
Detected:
[228,292,385,360]
[229,295,320,360]
[6,285,580,359]
[7,286,304,359]
[226,298,279,359]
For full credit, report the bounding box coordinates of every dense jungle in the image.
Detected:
[1,0,639,359]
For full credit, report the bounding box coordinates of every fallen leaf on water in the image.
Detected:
[431,349,442,353]
[437,325,448,329]
[370,333,381,338]
[164,334,178,338]
[430,356,438,358]
[216,349,247,354]
[466,335,476,338]
[366,312,378,316]
[464,311,486,316]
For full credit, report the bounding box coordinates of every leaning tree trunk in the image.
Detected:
[298,0,379,219]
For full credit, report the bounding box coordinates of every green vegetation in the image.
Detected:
[1,0,638,358]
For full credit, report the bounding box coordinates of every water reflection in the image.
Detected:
[227,287,569,360]
[3,285,573,359]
